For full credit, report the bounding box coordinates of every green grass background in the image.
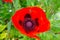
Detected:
[0,0,60,40]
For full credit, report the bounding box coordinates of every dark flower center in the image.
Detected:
[23,19,35,33]
[19,14,39,33]
[25,21,33,27]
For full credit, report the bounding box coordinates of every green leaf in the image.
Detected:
[0,24,6,32]
[0,31,7,39]
[13,0,21,10]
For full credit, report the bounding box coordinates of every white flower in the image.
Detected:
[9,10,12,12]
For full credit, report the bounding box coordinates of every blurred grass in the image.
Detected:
[0,0,60,40]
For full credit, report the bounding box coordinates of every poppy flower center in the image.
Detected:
[26,21,33,27]
[23,18,35,33]
[18,14,39,33]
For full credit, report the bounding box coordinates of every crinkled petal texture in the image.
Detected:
[12,7,50,37]
[3,0,13,3]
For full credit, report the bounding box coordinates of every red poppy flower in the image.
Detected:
[3,0,13,3]
[12,7,50,40]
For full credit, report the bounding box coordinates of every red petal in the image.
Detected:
[3,0,13,3]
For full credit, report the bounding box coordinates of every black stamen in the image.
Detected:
[19,20,23,26]
[35,18,39,26]
[24,14,31,18]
